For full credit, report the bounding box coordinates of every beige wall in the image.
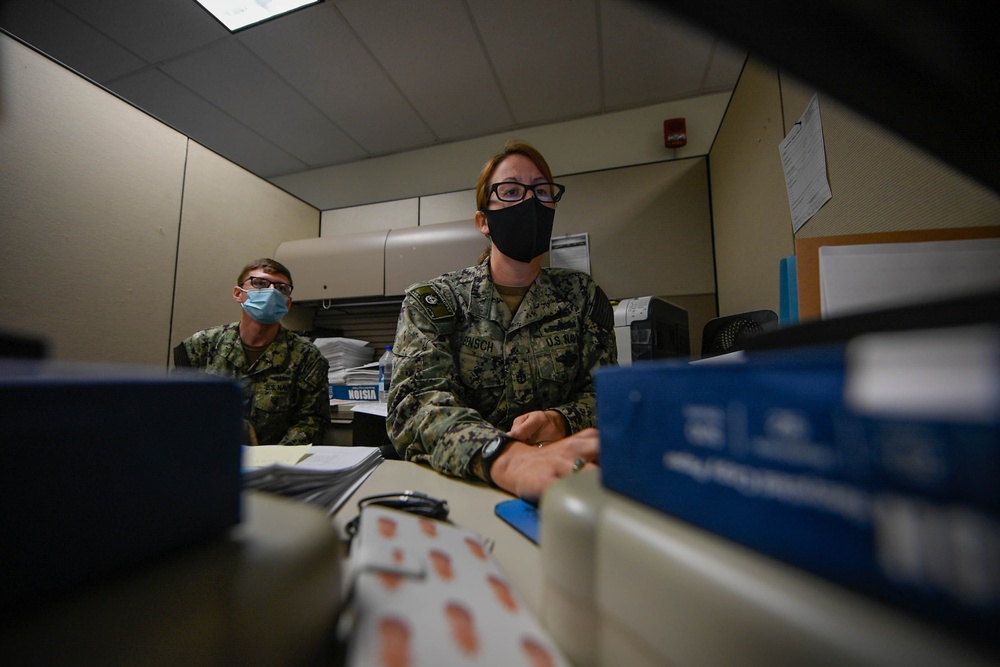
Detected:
[170,144,318,352]
[280,92,734,212]
[709,58,1000,320]
[780,77,1000,239]
[556,160,718,353]
[708,60,793,317]
[556,160,714,302]
[0,35,319,366]
[304,159,719,355]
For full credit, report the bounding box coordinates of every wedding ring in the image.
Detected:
[572,458,586,473]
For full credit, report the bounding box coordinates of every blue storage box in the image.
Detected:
[0,359,244,609]
[596,342,999,645]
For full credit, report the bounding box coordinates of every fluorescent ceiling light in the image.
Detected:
[194,0,321,32]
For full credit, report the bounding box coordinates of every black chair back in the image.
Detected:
[701,310,779,358]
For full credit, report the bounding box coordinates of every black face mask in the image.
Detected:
[482,197,555,264]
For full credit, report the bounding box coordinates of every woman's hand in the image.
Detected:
[490,428,600,503]
[507,410,567,446]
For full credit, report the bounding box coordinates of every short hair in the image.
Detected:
[236,258,293,287]
[474,140,555,212]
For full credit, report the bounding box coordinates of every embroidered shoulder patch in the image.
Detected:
[409,284,455,322]
[590,285,615,332]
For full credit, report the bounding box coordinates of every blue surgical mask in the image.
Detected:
[239,288,289,324]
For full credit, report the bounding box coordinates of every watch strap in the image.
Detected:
[481,434,515,487]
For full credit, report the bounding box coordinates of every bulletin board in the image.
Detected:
[794,226,1000,321]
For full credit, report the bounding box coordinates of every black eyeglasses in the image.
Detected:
[344,490,450,539]
[242,276,293,296]
[489,181,565,203]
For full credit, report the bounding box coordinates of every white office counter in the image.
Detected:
[540,471,998,667]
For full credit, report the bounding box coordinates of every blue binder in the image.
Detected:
[779,254,799,325]
[596,344,999,645]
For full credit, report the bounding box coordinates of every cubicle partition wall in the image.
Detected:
[710,58,1000,319]
[0,34,320,366]
[309,159,720,356]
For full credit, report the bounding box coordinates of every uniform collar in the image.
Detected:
[220,322,292,373]
[469,262,571,329]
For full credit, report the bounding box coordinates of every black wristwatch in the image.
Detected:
[480,434,515,486]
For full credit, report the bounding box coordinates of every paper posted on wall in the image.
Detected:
[779,93,832,232]
[549,233,590,274]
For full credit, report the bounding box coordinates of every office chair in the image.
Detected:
[701,309,779,358]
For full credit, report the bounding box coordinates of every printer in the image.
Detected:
[613,296,690,365]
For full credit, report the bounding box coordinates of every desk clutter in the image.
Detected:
[316,336,383,402]
[595,324,1000,654]
[343,505,570,667]
[242,445,383,516]
[316,336,376,383]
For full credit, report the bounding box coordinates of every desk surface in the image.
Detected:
[331,459,544,613]
[1,492,343,666]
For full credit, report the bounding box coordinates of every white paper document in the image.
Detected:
[242,446,384,516]
[242,445,312,469]
[352,401,388,418]
[550,233,590,274]
[818,238,1000,318]
[845,325,1000,423]
[241,444,381,471]
[779,94,833,232]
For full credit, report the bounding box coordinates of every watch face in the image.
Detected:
[483,436,503,460]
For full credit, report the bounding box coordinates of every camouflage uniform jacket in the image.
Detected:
[386,261,617,480]
[176,322,330,445]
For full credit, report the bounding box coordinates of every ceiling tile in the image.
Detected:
[467,0,603,125]
[703,40,747,91]
[52,0,226,64]
[160,39,367,166]
[337,0,512,140]
[1,0,744,193]
[0,0,145,82]
[110,68,308,177]
[601,0,716,108]
[238,4,435,156]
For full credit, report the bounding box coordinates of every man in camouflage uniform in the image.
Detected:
[174,258,329,446]
[386,141,618,502]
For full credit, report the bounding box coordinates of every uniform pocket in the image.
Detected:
[252,379,293,415]
[533,341,577,385]
[458,342,504,390]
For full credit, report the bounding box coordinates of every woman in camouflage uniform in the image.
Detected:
[386,141,618,502]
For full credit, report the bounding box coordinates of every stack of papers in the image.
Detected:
[343,361,380,385]
[242,445,383,516]
[314,337,377,385]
